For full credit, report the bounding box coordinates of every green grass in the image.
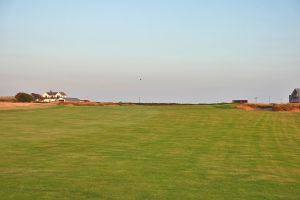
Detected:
[0,105,299,199]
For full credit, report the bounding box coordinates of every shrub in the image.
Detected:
[15,92,34,102]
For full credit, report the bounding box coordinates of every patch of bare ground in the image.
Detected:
[0,102,55,110]
[237,103,300,112]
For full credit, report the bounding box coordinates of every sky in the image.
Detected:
[0,0,299,103]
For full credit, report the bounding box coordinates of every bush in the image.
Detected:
[15,92,34,102]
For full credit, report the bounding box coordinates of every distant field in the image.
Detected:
[0,105,299,199]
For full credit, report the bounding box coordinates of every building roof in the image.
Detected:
[45,91,57,95]
[65,97,80,101]
[295,88,300,93]
[45,91,66,96]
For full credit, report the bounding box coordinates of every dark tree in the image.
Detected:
[31,93,43,101]
[15,92,34,102]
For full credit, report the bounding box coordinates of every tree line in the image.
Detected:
[14,92,43,102]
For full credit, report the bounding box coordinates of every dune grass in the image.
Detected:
[0,105,299,199]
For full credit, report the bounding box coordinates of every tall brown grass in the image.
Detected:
[272,103,300,112]
[0,96,16,102]
[237,103,300,112]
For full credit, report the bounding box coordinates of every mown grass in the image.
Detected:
[0,105,299,199]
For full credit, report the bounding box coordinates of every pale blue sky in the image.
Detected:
[0,0,299,103]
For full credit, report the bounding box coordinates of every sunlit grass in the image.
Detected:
[0,105,299,199]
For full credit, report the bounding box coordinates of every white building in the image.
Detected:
[42,91,67,102]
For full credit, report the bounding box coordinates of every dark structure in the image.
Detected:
[289,88,300,103]
[232,100,248,104]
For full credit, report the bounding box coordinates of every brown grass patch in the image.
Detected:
[0,102,55,110]
[237,103,300,112]
[0,96,16,102]
[237,104,272,111]
[237,104,256,111]
[272,103,300,112]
